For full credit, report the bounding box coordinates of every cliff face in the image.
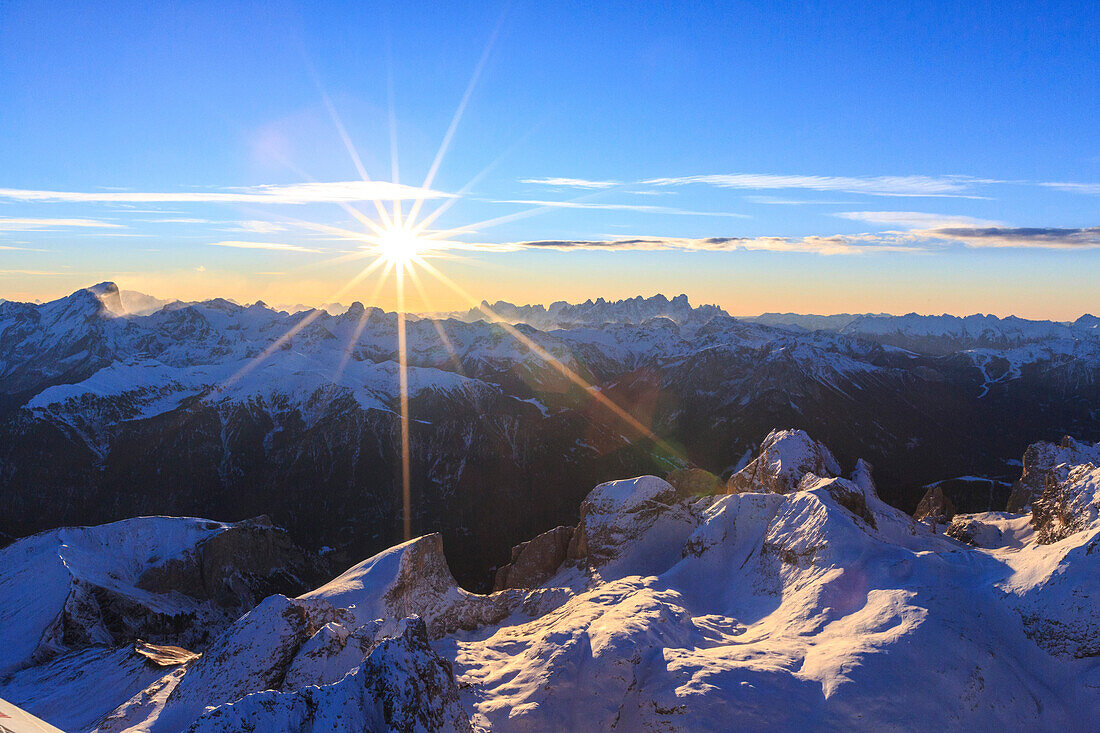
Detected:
[0,516,330,678]
[1007,436,1100,512]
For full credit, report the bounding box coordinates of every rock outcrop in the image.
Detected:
[7,428,1100,732]
[1007,436,1100,512]
[1031,463,1100,544]
[301,533,555,639]
[493,525,574,591]
[0,516,327,676]
[135,515,330,614]
[566,475,695,570]
[914,485,956,523]
[726,428,841,494]
[185,616,472,733]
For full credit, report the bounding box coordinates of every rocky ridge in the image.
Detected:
[5,284,1100,591]
[3,428,1100,730]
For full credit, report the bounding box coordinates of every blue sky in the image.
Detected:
[1,1,1098,317]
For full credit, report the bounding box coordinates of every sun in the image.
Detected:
[376,225,424,265]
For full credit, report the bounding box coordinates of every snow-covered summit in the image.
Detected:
[726,428,842,494]
[5,428,1100,731]
[455,293,730,330]
[0,515,328,678]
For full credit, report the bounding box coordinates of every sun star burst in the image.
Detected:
[376,224,425,265]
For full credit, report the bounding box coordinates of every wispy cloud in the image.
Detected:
[642,173,994,198]
[1039,182,1100,195]
[746,195,859,205]
[520,177,621,189]
[917,226,1100,249]
[208,240,322,253]
[466,234,922,255]
[0,269,65,276]
[232,220,288,233]
[495,199,749,217]
[0,181,451,205]
[835,211,1001,228]
[0,217,124,230]
[459,223,1100,255]
[523,172,1002,198]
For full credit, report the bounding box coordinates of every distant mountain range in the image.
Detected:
[2,283,1099,589]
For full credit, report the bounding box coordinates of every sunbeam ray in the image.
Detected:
[386,36,402,227]
[415,258,680,459]
[405,7,507,226]
[413,124,540,234]
[333,260,395,383]
[406,265,466,374]
[420,185,625,242]
[395,262,413,541]
[220,255,389,391]
[320,93,394,229]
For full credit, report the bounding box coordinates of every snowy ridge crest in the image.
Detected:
[3,428,1100,731]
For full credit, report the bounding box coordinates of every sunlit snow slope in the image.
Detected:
[2,430,1098,731]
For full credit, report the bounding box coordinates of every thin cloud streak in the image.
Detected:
[0,217,125,230]
[208,240,324,253]
[918,226,1100,249]
[520,177,621,189]
[1040,182,1100,195]
[745,196,859,205]
[524,172,1002,198]
[462,234,922,255]
[0,181,452,205]
[229,221,288,233]
[643,173,992,197]
[836,211,1001,228]
[495,199,749,217]
[458,225,1100,255]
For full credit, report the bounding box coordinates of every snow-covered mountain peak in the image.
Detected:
[5,430,1100,730]
[459,293,730,329]
[84,281,125,316]
[0,515,329,679]
[727,428,842,494]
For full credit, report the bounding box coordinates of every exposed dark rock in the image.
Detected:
[493,525,574,591]
[666,467,723,499]
[946,516,980,545]
[1007,436,1100,512]
[372,533,529,638]
[566,476,684,567]
[1032,463,1100,545]
[821,478,877,528]
[136,515,331,614]
[10,516,332,674]
[183,615,473,733]
[356,616,473,733]
[914,478,1010,523]
[913,485,957,523]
